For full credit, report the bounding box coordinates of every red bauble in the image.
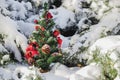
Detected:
[34,19,38,24]
[53,30,60,37]
[26,42,39,51]
[25,50,39,60]
[41,44,50,54]
[25,41,39,61]
[40,26,45,31]
[51,52,59,56]
[57,37,62,48]
[35,25,45,31]
[35,25,40,31]
[29,41,39,48]
[45,12,53,19]
[25,51,32,59]
[26,45,35,52]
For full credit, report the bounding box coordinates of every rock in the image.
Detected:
[49,0,62,9]
[111,23,120,35]
[59,25,78,37]
[88,17,99,25]
[81,1,91,8]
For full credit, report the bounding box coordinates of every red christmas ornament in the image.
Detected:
[35,25,45,31]
[29,41,39,47]
[51,52,59,56]
[34,19,38,24]
[40,26,45,31]
[25,51,32,59]
[25,41,39,62]
[35,25,40,31]
[28,41,39,49]
[53,30,60,37]
[26,45,35,52]
[41,44,50,54]
[25,50,39,60]
[57,37,62,48]
[45,12,53,19]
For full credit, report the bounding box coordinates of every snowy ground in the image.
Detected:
[0,0,120,80]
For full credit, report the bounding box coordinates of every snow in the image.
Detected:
[62,0,82,12]
[69,64,102,80]
[89,35,120,53]
[17,21,35,37]
[50,7,76,29]
[0,0,120,80]
[41,73,67,80]
[2,55,10,62]
[0,62,102,80]
[88,35,120,80]
[0,63,40,80]
[0,44,8,52]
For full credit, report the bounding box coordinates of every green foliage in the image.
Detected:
[62,53,81,67]
[62,46,88,67]
[34,75,43,80]
[25,75,44,80]
[88,48,118,80]
[0,52,12,66]
[0,34,6,43]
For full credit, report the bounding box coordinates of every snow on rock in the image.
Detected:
[42,63,80,80]
[0,63,77,80]
[41,73,67,80]
[17,21,35,37]
[0,14,28,62]
[0,0,11,16]
[8,0,33,20]
[50,7,76,29]
[0,63,41,80]
[69,64,102,80]
[89,35,120,54]
[62,0,82,12]
[12,66,38,80]
[109,0,120,8]
[50,63,73,78]
[0,0,33,20]
[82,7,120,47]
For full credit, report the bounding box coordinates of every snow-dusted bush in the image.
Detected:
[87,35,120,80]
[0,14,28,62]
[88,48,117,80]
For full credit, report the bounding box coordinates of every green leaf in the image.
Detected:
[47,56,56,64]
[45,31,51,37]
[47,37,54,43]
[44,2,48,11]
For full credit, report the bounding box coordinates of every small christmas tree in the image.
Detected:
[25,3,63,71]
